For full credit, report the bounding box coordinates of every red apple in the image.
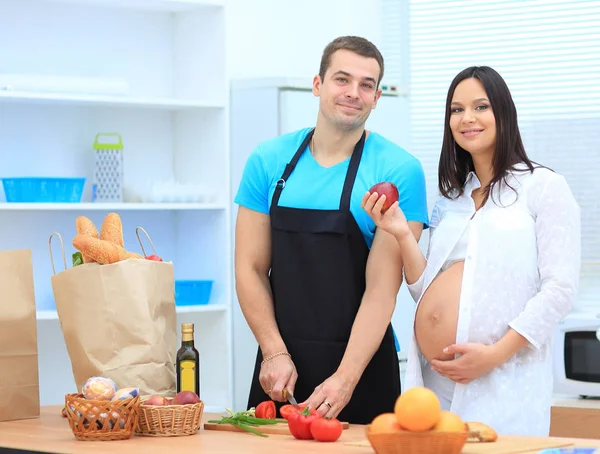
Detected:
[145,254,163,262]
[144,395,169,406]
[369,182,399,213]
[172,391,201,405]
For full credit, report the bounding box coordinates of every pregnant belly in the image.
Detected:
[414,261,464,362]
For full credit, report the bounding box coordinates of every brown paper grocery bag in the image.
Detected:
[0,249,40,422]
[49,232,177,397]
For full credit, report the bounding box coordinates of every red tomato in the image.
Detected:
[255,400,276,419]
[310,417,343,442]
[280,403,308,420]
[288,407,320,440]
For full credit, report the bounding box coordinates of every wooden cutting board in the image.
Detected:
[346,435,573,453]
[461,436,574,454]
[204,419,349,436]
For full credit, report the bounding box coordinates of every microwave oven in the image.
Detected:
[553,311,600,397]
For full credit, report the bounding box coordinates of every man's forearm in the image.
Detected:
[336,297,396,386]
[236,269,287,357]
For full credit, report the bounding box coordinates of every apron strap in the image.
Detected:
[271,128,366,212]
[339,130,366,212]
[272,128,315,208]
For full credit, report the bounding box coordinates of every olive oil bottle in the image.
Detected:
[176,323,200,396]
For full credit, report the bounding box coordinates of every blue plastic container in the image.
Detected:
[1,177,86,203]
[175,280,214,306]
[539,449,598,454]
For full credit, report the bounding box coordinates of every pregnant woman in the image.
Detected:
[362,66,581,436]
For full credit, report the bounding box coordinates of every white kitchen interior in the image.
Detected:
[0,0,598,419]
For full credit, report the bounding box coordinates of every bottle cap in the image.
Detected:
[182,323,194,333]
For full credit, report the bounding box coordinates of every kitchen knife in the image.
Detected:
[283,389,300,408]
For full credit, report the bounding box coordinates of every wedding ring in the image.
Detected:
[324,401,332,409]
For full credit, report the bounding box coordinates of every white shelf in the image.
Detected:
[36,0,223,12]
[175,304,229,314]
[0,203,226,211]
[36,311,62,321]
[4,0,234,415]
[0,91,224,111]
[37,304,228,321]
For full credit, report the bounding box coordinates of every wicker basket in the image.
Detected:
[366,426,468,454]
[135,400,204,437]
[64,393,140,441]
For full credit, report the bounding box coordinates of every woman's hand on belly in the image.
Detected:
[429,342,503,384]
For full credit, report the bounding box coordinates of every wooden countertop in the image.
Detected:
[1,406,600,454]
[553,395,600,409]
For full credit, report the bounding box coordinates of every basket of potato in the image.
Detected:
[135,391,204,437]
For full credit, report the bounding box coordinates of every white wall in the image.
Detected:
[224,0,384,80]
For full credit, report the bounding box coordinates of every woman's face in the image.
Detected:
[449,77,496,158]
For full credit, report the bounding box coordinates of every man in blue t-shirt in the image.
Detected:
[234,35,428,424]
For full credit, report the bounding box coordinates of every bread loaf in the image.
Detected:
[100,213,124,248]
[72,235,142,265]
[466,421,498,442]
[75,216,99,263]
[121,250,144,260]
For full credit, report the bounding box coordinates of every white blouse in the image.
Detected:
[404,163,581,436]
[442,223,470,271]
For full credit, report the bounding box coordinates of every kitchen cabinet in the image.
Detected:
[551,396,600,439]
[0,0,232,413]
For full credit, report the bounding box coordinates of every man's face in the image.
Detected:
[313,49,382,131]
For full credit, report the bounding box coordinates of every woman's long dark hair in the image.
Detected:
[438,66,538,202]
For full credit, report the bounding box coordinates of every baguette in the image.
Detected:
[75,216,99,263]
[100,213,124,248]
[466,421,498,442]
[73,235,142,265]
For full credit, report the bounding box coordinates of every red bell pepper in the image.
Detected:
[280,403,308,420]
[288,406,320,440]
[255,400,276,419]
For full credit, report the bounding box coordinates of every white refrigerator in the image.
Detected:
[230,78,413,411]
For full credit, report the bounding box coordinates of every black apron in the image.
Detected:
[247,128,400,425]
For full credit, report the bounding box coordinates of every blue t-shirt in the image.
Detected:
[234,127,429,248]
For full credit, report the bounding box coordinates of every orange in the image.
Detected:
[432,410,466,433]
[370,413,404,434]
[394,387,441,432]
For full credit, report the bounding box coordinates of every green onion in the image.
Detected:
[207,408,285,437]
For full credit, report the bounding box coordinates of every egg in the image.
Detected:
[111,387,139,401]
[82,376,117,400]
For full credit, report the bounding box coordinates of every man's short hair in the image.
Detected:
[319,36,385,87]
